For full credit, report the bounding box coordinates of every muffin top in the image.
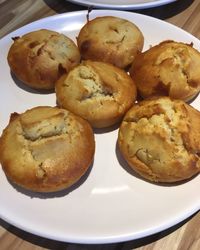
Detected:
[130,40,200,102]
[0,106,95,192]
[55,60,137,128]
[118,97,200,183]
[77,16,144,69]
[7,29,80,90]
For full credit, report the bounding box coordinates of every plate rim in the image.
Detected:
[1,200,199,244]
[66,0,177,10]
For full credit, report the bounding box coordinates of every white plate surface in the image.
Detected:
[0,10,200,244]
[66,0,177,9]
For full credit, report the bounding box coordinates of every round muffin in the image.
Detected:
[7,29,80,90]
[118,97,200,183]
[0,106,95,192]
[55,60,137,128]
[77,16,144,69]
[130,40,200,102]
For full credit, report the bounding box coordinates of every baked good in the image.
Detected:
[7,29,80,90]
[55,60,137,128]
[129,40,200,102]
[77,16,144,69]
[0,106,95,192]
[118,97,200,183]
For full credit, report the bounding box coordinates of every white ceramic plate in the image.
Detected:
[0,10,200,244]
[66,0,177,10]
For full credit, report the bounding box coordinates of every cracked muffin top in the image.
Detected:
[55,60,137,128]
[0,106,95,192]
[77,16,144,69]
[118,97,200,183]
[129,40,200,102]
[7,29,80,90]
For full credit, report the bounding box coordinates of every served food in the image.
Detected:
[129,41,200,102]
[77,16,144,69]
[118,97,200,183]
[0,106,95,192]
[7,29,80,90]
[55,60,137,128]
[3,15,200,190]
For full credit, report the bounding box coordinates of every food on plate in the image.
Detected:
[77,16,144,69]
[55,60,137,128]
[129,40,200,102]
[7,29,80,90]
[0,106,95,192]
[4,14,200,188]
[118,97,200,183]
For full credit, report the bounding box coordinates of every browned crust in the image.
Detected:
[129,40,200,102]
[0,106,95,192]
[77,16,144,69]
[55,60,137,128]
[7,29,80,90]
[118,97,200,183]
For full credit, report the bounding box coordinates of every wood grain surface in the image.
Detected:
[0,0,200,249]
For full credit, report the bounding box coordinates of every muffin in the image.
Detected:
[7,29,80,90]
[118,97,200,183]
[55,60,137,128]
[129,41,200,102]
[0,106,95,192]
[77,16,144,69]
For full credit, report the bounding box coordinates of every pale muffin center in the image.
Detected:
[77,65,114,101]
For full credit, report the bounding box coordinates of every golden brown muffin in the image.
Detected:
[55,60,137,128]
[0,106,95,192]
[77,16,144,69]
[130,40,200,102]
[7,29,80,90]
[118,97,200,183]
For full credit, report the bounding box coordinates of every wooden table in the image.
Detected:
[0,0,200,249]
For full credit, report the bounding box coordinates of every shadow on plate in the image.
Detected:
[10,71,55,95]
[187,91,200,104]
[43,0,194,20]
[94,122,120,134]
[43,0,86,13]
[136,0,194,20]
[5,160,94,199]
